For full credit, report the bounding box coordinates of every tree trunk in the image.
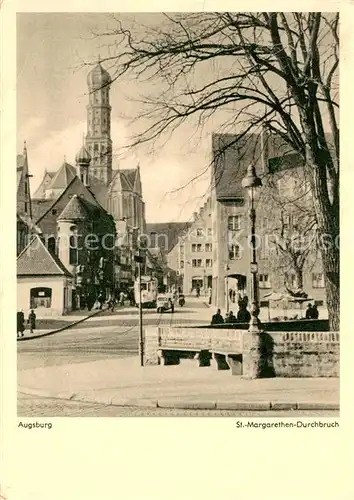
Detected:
[309,162,340,331]
[294,267,304,290]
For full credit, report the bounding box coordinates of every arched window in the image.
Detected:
[69,235,78,265]
[47,236,56,255]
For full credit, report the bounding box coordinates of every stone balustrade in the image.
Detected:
[143,325,339,378]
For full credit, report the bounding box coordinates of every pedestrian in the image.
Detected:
[110,296,116,312]
[232,290,236,303]
[225,310,237,324]
[211,308,224,325]
[312,304,319,319]
[196,285,200,298]
[98,293,104,310]
[237,305,251,323]
[168,297,174,313]
[208,286,212,305]
[28,309,36,334]
[17,310,25,337]
[119,290,125,307]
[305,303,313,319]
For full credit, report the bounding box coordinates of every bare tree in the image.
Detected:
[93,12,339,329]
[258,164,318,293]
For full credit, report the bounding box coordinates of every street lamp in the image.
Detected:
[242,163,262,331]
[224,263,230,314]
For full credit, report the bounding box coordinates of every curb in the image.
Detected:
[17,388,339,411]
[17,308,106,342]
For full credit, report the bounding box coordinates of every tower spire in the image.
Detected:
[23,140,27,156]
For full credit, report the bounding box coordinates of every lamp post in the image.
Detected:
[224,263,230,314]
[242,163,262,331]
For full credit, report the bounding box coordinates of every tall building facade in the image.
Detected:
[167,200,213,294]
[85,60,113,185]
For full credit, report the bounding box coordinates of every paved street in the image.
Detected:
[18,300,209,370]
[18,393,339,418]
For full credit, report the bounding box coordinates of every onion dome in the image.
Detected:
[75,144,91,165]
[87,61,112,88]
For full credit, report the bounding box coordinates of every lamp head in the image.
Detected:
[242,164,262,201]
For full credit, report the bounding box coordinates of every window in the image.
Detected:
[180,260,184,269]
[207,228,212,237]
[206,259,212,267]
[69,235,78,265]
[24,183,28,195]
[30,287,52,309]
[196,228,204,237]
[192,259,202,267]
[24,202,28,213]
[228,215,241,231]
[312,273,325,288]
[179,244,184,256]
[229,244,241,260]
[192,244,203,252]
[259,274,271,289]
[47,237,56,255]
[52,209,57,215]
[205,243,212,252]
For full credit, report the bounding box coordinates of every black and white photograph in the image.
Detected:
[15,11,340,419]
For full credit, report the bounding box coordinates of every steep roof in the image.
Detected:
[57,194,92,221]
[32,199,56,221]
[121,169,136,190]
[32,171,56,199]
[146,222,190,252]
[17,235,72,277]
[17,154,25,169]
[47,162,76,190]
[212,133,262,201]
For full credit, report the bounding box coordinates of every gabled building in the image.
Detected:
[17,234,73,316]
[167,200,213,294]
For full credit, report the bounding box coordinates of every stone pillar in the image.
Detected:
[144,326,160,365]
[242,330,262,379]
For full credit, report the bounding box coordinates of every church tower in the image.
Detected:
[85,59,113,185]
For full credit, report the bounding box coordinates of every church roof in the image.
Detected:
[57,194,93,221]
[87,61,112,88]
[32,199,56,220]
[17,235,72,277]
[108,169,136,194]
[47,162,76,190]
[17,154,25,169]
[120,169,136,190]
[32,171,56,199]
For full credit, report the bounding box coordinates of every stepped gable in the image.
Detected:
[17,235,71,277]
[47,162,76,190]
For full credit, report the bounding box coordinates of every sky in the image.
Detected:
[17,13,219,223]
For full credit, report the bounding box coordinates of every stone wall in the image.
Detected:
[143,326,339,378]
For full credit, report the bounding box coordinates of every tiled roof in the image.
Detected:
[47,162,76,190]
[120,169,136,190]
[212,133,262,200]
[17,154,25,168]
[33,171,56,199]
[17,168,23,191]
[17,235,72,277]
[57,194,92,221]
[146,222,190,252]
[32,199,55,220]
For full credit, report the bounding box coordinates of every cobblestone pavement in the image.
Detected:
[18,394,339,418]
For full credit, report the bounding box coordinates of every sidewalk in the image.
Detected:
[17,307,106,341]
[18,355,339,411]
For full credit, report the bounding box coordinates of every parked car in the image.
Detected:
[156,293,175,313]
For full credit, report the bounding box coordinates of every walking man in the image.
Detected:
[28,309,36,334]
